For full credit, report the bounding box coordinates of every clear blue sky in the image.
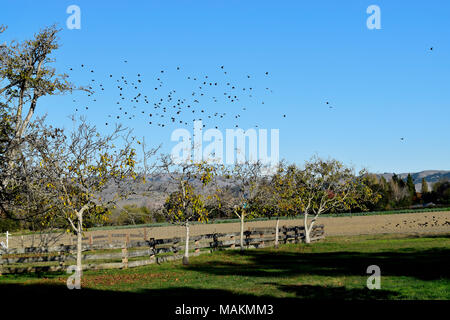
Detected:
[2,0,449,174]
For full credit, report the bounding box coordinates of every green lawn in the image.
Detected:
[1,233,449,300]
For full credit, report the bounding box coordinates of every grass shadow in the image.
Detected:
[0,281,402,318]
[187,247,450,281]
[272,283,399,300]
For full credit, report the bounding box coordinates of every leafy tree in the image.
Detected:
[0,25,77,222]
[421,178,429,194]
[0,105,15,216]
[0,117,62,233]
[387,174,410,208]
[398,178,406,189]
[0,25,74,169]
[358,174,388,211]
[432,180,450,204]
[406,174,416,197]
[392,174,399,185]
[297,157,379,243]
[161,156,218,265]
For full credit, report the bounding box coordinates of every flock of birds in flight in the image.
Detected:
[68,46,436,140]
[69,62,285,131]
[68,61,338,134]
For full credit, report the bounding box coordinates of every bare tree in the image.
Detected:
[34,117,140,284]
[219,161,265,251]
[389,179,409,203]
[252,162,297,248]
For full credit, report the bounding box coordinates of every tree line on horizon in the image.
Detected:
[362,173,450,212]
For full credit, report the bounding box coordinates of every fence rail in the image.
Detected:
[0,224,324,274]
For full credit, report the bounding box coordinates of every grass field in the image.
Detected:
[1,233,449,301]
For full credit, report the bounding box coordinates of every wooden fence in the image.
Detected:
[0,224,324,274]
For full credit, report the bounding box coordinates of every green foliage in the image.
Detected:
[114,205,149,225]
[164,161,217,224]
[0,25,75,226]
[0,216,20,232]
[0,107,15,215]
[406,174,416,197]
[0,25,73,100]
[429,180,450,204]
[421,178,429,194]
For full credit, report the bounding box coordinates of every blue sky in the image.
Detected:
[1,0,449,173]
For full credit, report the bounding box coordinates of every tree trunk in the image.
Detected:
[240,213,245,251]
[183,221,190,265]
[275,218,280,248]
[304,213,311,244]
[304,227,311,244]
[76,218,83,288]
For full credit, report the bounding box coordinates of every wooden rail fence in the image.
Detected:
[0,224,324,274]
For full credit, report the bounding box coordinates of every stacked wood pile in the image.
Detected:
[0,224,324,274]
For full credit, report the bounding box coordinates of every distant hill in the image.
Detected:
[377,170,450,191]
[105,170,450,211]
[102,173,237,211]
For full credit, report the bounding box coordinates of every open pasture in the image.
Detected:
[2,233,449,301]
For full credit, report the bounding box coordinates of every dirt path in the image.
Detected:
[5,211,450,249]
